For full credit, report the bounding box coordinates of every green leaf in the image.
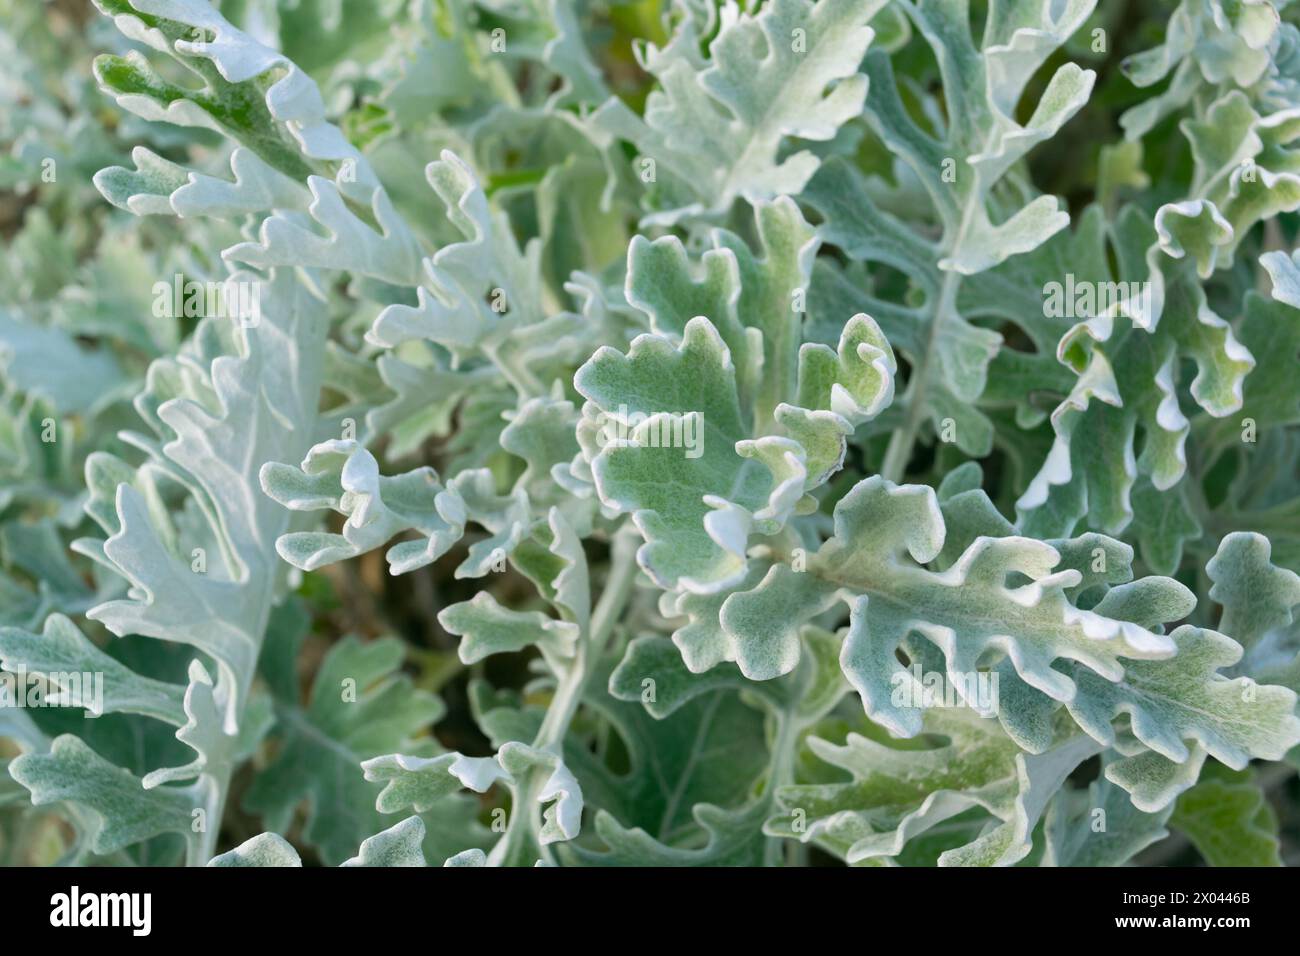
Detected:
[1018,207,1254,537]
[342,816,428,867]
[0,614,184,723]
[1171,764,1282,866]
[10,736,199,857]
[261,439,466,574]
[438,592,578,666]
[771,708,1101,866]
[1043,770,1173,866]
[242,637,442,866]
[588,0,885,223]
[1207,532,1300,684]
[207,832,302,867]
[576,199,894,594]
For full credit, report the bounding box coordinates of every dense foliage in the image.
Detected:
[2,0,1300,867]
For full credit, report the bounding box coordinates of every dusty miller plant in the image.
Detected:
[1,0,1299,868]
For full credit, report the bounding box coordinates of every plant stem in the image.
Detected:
[492,525,641,865]
[878,51,997,483]
[187,776,224,866]
[761,709,801,867]
[880,268,962,482]
[535,525,640,752]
